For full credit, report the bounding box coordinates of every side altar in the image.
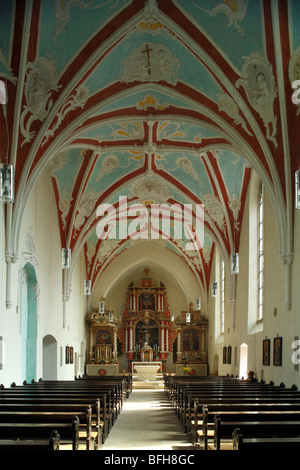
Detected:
[85,307,120,376]
[174,309,208,376]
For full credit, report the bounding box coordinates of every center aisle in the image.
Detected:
[102,380,194,451]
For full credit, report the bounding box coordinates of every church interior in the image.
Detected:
[0,0,300,452]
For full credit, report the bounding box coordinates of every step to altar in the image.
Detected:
[132,373,164,389]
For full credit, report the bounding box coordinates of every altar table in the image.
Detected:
[134,365,160,381]
[132,361,162,373]
[86,363,119,376]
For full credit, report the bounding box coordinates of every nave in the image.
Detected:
[102,379,193,451]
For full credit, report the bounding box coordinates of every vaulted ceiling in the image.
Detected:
[1,0,299,302]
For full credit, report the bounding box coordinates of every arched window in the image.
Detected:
[248,172,263,334]
[257,182,264,321]
[214,248,225,343]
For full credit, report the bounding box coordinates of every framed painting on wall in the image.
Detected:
[273,337,282,366]
[223,347,227,364]
[263,339,270,365]
[227,346,232,364]
[65,346,70,364]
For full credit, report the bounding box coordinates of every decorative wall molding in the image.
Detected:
[236,51,278,147]
[20,55,61,145]
[120,42,180,85]
[289,46,300,115]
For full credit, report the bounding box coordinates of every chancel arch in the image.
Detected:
[89,243,203,312]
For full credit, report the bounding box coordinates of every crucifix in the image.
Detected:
[142,43,153,75]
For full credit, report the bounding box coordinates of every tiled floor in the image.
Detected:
[102,381,194,451]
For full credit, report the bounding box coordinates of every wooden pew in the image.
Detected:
[33,379,123,418]
[9,383,119,422]
[0,377,128,450]
[165,376,300,451]
[178,384,299,413]
[77,375,133,398]
[168,379,297,421]
[0,388,111,438]
[0,416,79,450]
[214,414,300,451]
[0,395,106,447]
[193,404,300,449]
[232,427,300,451]
[0,430,60,451]
[0,400,104,448]
[184,390,300,434]
[0,407,98,450]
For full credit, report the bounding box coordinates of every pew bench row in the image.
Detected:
[0,376,130,450]
[164,375,300,451]
[0,430,60,451]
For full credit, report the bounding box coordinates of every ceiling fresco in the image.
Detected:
[1,0,299,301]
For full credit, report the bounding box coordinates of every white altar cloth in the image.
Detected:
[134,365,160,381]
[132,361,162,373]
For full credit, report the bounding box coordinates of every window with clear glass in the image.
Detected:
[220,259,225,334]
[257,182,264,321]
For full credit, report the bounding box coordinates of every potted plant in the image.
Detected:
[182,366,191,375]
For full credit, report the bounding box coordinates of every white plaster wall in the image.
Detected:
[207,180,300,387]
[0,202,6,382]
[0,170,86,386]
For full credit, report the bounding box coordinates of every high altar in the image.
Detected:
[85,269,208,377]
[120,271,174,373]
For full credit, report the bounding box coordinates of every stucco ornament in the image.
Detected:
[202,194,226,234]
[20,55,61,145]
[192,0,248,36]
[130,177,171,203]
[289,46,300,115]
[120,42,180,85]
[236,51,278,147]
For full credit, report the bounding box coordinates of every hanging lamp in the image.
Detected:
[0,163,14,203]
[296,170,300,209]
[211,282,218,297]
[230,252,239,274]
[99,301,105,314]
[84,280,91,295]
[62,248,71,269]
